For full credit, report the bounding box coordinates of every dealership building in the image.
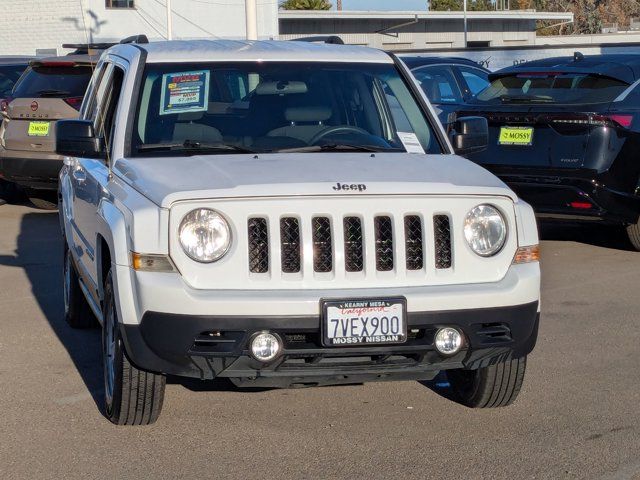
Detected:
[0,2,616,56]
[0,0,279,55]
[279,10,574,50]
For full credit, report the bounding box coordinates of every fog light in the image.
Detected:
[250,332,281,362]
[435,328,463,355]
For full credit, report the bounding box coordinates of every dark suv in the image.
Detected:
[458,53,640,250]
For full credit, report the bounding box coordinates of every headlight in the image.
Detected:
[179,209,231,262]
[463,204,507,257]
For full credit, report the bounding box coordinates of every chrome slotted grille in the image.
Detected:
[248,213,454,277]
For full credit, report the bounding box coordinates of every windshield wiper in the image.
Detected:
[37,89,71,97]
[137,140,255,154]
[275,143,402,153]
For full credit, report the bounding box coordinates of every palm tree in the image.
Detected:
[280,0,333,10]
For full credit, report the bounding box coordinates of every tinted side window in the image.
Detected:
[459,66,489,96]
[412,66,462,104]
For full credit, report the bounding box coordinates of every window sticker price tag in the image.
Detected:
[160,70,210,115]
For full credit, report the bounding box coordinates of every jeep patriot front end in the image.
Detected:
[57,39,540,425]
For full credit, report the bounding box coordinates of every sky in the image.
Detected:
[338,0,428,10]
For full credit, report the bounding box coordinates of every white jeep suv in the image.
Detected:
[57,39,540,426]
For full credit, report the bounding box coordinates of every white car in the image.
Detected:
[56,39,541,426]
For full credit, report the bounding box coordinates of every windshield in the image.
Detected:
[473,72,629,105]
[132,62,443,156]
[12,66,93,98]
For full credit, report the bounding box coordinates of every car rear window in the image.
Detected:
[12,66,92,98]
[0,64,28,96]
[473,72,629,105]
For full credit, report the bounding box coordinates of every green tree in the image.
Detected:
[430,0,494,11]
[280,0,332,9]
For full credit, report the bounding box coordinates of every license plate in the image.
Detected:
[498,126,533,146]
[322,298,407,346]
[28,121,50,137]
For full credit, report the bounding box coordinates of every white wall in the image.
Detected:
[0,0,279,55]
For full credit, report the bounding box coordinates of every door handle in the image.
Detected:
[72,168,87,183]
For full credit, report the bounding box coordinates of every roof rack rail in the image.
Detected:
[62,42,117,52]
[120,34,149,45]
[290,35,344,45]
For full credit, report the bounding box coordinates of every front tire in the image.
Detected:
[446,356,527,408]
[627,221,640,251]
[63,245,98,329]
[103,270,166,425]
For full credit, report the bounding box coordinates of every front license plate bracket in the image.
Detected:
[321,297,408,347]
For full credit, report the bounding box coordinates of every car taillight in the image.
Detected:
[602,114,633,129]
[0,96,12,112]
[548,114,633,129]
[64,96,83,111]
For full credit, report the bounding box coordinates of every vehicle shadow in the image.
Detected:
[538,221,635,252]
[169,376,271,393]
[0,211,105,411]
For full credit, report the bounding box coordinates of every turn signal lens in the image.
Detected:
[131,252,175,272]
[513,245,540,264]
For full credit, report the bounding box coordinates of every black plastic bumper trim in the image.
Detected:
[120,301,540,386]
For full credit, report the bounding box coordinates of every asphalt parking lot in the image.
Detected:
[1,202,639,480]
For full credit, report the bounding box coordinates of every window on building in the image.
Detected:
[106,0,135,8]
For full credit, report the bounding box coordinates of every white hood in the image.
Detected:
[113,152,516,208]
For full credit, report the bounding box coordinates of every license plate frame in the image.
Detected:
[498,126,534,146]
[27,121,50,137]
[321,297,408,347]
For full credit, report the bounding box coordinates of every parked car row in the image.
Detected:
[2,42,638,250]
[0,36,637,425]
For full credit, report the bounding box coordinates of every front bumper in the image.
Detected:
[120,301,540,387]
[0,149,63,190]
[492,169,640,225]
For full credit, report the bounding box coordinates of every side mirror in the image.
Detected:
[450,116,488,156]
[56,120,105,159]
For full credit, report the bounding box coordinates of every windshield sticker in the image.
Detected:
[397,132,425,154]
[160,70,210,116]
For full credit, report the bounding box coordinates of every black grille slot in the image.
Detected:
[374,216,394,271]
[434,215,452,269]
[343,217,364,272]
[475,323,512,344]
[404,215,423,270]
[280,217,301,273]
[247,218,269,273]
[312,217,333,273]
